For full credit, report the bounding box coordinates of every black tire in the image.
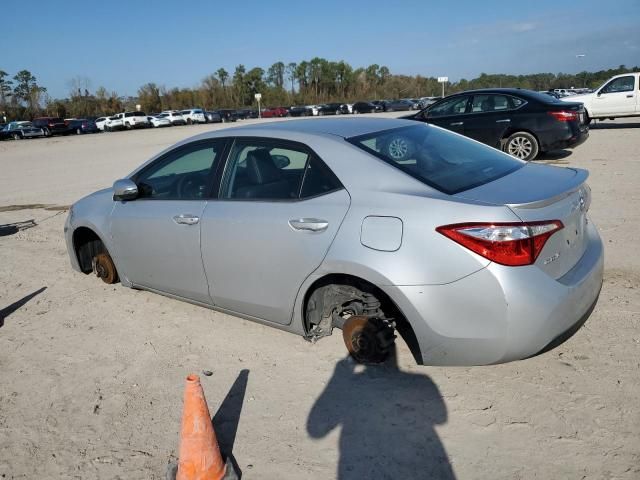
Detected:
[125,122,131,130]
[186,118,192,125]
[12,133,21,140]
[584,111,592,126]
[76,128,82,135]
[503,131,539,161]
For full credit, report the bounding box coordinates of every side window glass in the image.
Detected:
[602,76,635,94]
[222,141,308,200]
[300,156,342,198]
[428,96,469,117]
[471,95,510,112]
[136,141,224,200]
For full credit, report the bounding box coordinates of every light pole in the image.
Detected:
[576,54,586,88]
[254,93,262,118]
[437,76,448,98]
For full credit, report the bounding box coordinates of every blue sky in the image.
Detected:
[2,0,639,98]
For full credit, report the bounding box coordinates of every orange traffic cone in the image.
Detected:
[175,374,227,480]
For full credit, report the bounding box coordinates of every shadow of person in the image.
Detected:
[307,347,455,479]
[0,286,47,328]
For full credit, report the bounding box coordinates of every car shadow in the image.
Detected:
[0,219,37,237]
[590,121,640,130]
[307,347,455,479]
[0,286,47,328]
[213,369,250,479]
[537,150,573,163]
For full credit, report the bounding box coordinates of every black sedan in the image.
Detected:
[1,121,46,140]
[317,103,343,115]
[288,106,312,117]
[351,101,378,114]
[405,88,589,161]
[383,99,416,112]
[67,119,100,134]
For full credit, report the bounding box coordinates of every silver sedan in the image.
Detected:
[64,118,603,365]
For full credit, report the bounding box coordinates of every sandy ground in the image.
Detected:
[0,115,639,479]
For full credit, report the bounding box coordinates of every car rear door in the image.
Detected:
[200,137,350,325]
[592,75,637,116]
[463,94,520,148]
[110,139,228,303]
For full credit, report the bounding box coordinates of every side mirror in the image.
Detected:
[272,154,291,169]
[113,178,138,201]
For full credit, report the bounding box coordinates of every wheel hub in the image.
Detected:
[342,315,395,364]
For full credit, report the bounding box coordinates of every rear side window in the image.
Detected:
[300,156,342,198]
[348,124,523,194]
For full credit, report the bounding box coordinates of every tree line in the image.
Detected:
[1,60,638,121]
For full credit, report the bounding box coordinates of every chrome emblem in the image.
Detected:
[579,194,586,211]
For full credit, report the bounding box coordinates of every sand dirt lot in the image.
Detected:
[1,115,639,479]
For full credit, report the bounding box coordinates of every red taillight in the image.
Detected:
[548,110,578,122]
[436,221,564,266]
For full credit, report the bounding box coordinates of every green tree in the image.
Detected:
[286,62,297,95]
[137,82,162,113]
[0,70,12,108]
[216,68,229,89]
[267,61,285,89]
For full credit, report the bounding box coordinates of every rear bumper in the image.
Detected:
[385,220,604,366]
[539,125,589,151]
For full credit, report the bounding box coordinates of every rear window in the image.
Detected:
[348,124,523,194]
[125,112,146,117]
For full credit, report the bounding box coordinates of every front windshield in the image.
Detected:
[348,124,524,194]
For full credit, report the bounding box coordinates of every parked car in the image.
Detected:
[180,109,207,124]
[148,116,172,128]
[95,117,110,131]
[406,88,589,161]
[384,99,416,111]
[235,109,258,120]
[66,119,100,134]
[65,117,603,366]
[215,109,238,122]
[158,111,187,125]
[371,100,389,112]
[307,105,322,116]
[1,121,46,140]
[261,107,289,118]
[289,106,312,117]
[417,97,441,109]
[351,102,378,114]
[560,72,640,123]
[316,103,343,116]
[205,111,223,123]
[32,117,69,136]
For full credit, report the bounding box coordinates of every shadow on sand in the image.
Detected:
[0,286,47,328]
[307,348,455,479]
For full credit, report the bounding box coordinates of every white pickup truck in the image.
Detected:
[106,111,150,131]
[561,72,640,123]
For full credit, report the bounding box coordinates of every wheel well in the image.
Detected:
[303,273,423,364]
[72,227,107,273]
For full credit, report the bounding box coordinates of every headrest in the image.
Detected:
[246,149,282,184]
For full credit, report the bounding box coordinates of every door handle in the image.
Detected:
[173,214,200,225]
[289,218,329,232]
[496,119,511,123]
[626,94,634,98]
[450,121,463,126]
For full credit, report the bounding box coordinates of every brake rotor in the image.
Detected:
[342,315,395,364]
[94,253,118,284]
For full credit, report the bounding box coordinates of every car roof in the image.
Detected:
[209,117,416,139]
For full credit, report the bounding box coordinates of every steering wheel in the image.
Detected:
[176,173,206,199]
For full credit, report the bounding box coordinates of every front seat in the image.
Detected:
[235,149,292,199]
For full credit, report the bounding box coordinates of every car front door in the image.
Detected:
[200,138,350,325]
[422,95,471,135]
[110,139,228,303]
[463,94,521,147]
[592,75,637,116]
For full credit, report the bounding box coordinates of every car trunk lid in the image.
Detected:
[455,163,591,279]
